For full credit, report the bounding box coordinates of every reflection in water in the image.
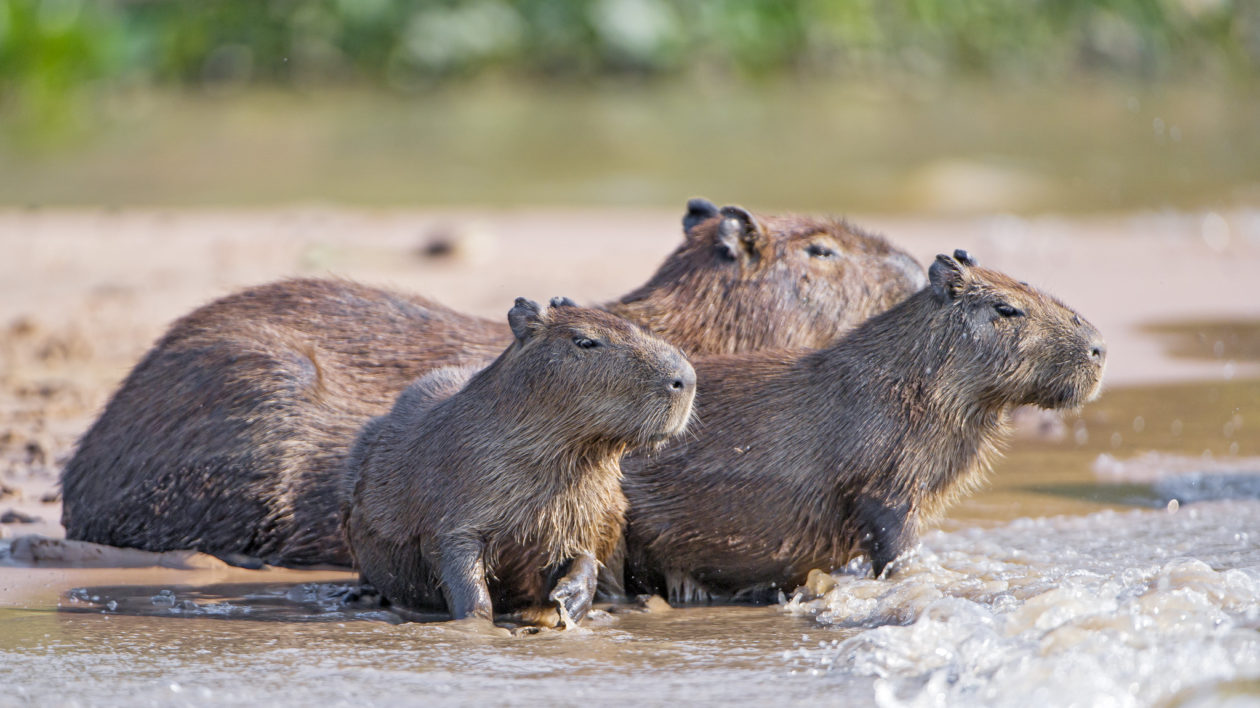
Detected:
[0,598,848,705]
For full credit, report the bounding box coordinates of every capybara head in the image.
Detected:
[488,297,696,450]
[923,249,1106,411]
[612,198,927,354]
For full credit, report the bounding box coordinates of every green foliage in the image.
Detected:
[0,0,1253,107]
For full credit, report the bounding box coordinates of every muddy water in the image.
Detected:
[2,375,1259,706]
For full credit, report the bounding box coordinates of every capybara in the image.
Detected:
[61,199,925,566]
[617,250,1107,603]
[343,298,696,625]
[607,199,928,354]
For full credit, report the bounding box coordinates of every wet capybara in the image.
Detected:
[60,199,925,567]
[343,298,696,625]
[617,250,1107,603]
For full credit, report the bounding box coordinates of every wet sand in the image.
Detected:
[2,207,1258,705]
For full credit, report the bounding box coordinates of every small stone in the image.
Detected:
[0,509,40,524]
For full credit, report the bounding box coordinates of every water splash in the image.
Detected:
[785,500,1260,707]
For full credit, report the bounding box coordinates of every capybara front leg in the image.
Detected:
[854,496,913,579]
[438,537,493,621]
[549,553,600,627]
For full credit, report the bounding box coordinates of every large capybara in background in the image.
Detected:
[617,250,1107,603]
[61,199,926,566]
[344,298,695,626]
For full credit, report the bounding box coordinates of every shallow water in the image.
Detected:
[2,377,1259,706]
[0,595,856,706]
[6,83,1260,214]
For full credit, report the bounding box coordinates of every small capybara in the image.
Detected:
[61,199,925,567]
[617,250,1107,602]
[343,298,696,625]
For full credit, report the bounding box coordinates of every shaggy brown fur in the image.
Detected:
[617,250,1107,603]
[343,298,695,624]
[60,199,925,567]
[608,200,928,353]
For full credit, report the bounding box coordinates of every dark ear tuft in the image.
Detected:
[683,198,720,234]
[508,297,544,343]
[548,296,578,309]
[715,205,764,261]
[952,249,978,267]
[929,254,966,302]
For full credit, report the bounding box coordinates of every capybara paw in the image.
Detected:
[548,577,596,628]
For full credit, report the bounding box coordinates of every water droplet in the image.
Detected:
[1166,499,1179,513]
[1110,432,1123,448]
[1132,416,1145,433]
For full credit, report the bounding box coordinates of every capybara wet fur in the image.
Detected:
[617,250,1106,603]
[60,199,925,566]
[343,298,696,626]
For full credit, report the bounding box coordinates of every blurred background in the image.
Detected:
[2,0,1258,213]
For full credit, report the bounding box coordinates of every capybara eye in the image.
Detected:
[573,337,600,349]
[993,303,1024,318]
[806,243,837,259]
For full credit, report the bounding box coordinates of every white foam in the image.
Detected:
[785,500,1260,707]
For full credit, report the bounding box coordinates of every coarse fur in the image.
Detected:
[60,199,925,567]
[609,201,928,354]
[617,251,1107,603]
[343,298,696,624]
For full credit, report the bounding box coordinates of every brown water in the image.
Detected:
[1,587,863,705]
[2,347,1260,705]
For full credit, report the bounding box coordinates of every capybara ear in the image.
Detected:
[508,297,545,343]
[952,249,978,267]
[715,205,764,261]
[683,198,720,235]
[549,296,579,309]
[929,253,967,302]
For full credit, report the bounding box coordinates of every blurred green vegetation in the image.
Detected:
[1,0,1257,210]
[1,0,1255,100]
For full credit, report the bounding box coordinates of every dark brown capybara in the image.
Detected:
[60,199,925,567]
[616,250,1107,603]
[343,297,696,626]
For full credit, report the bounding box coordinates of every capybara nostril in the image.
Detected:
[669,362,697,394]
[1089,342,1106,362]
